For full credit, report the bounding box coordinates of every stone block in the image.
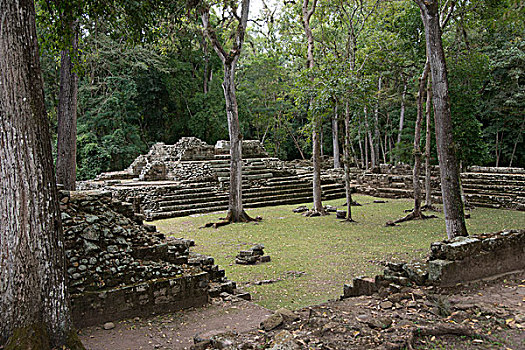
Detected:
[343,277,377,298]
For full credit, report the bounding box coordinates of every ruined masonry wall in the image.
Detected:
[60,190,223,327]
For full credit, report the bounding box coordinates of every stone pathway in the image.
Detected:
[79,298,272,350]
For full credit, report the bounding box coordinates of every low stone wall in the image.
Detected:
[60,190,226,327]
[428,230,525,286]
[343,229,525,298]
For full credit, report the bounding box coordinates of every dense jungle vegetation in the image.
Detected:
[37,0,524,180]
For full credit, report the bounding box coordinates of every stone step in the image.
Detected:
[461,172,525,181]
[159,194,229,208]
[160,198,230,213]
[218,173,274,182]
[148,204,230,220]
[462,179,525,187]
[463,186,525,196]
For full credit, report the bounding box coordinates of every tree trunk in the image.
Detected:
[397,78,407,147]
[332,104,341,168]
[364,106,376,168]
[413,62,429,218]
[509,115,524,167]
[56,21,79,191]
[358,121,364,168]
[344,101,354,221]
[302,0,324,214]
[0,0,81,347]
[373,76,382,166]
[425,76,433,207]
[223,63,246,222]
[201,0,253,223]
[415,0,468,239]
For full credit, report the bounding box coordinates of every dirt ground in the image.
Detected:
[80,271,524,349]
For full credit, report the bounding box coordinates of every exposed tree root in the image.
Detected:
[402,324,492,350]
[421,204,440,212]
[392,211,437,224]
[200,210,261,229]
[302,210,327,217]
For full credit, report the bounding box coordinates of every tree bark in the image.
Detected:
[358,121,364,168]
[415,0,468,238]
[425,76,433,207]
[332,104,341,168]
[364,106,375,169]
[302,0,324,214]
[56,21,79,191]
[201,0,253,223]
[396,77,408,152]
[344,101,355,221]
[373,76,382,166]
[0,0,81,347]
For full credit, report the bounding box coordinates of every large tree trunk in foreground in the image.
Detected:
[56,22,79,191]
[0,0,82,347]
[302,0,324,214]
[332,105,341,169]
[415,0,467,239]
[425,77,434,208]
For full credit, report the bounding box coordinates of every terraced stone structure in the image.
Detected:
[356,164,525,210]
[60,190,232,327]
[85,137,346,220]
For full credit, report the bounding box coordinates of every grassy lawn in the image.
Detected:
[154,195,525,311]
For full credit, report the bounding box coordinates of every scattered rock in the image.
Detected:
[103,322,115,330]
[293,206,308,213]
[261,313,284,331]
[275,308,300,322]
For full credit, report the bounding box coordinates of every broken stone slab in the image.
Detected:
[259,255,271,263]
[336,210,346,219]
[261,313,284,331]
[343,277,378,298]
[275,308,300,322]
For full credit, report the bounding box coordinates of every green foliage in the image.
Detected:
[36,0,525,176]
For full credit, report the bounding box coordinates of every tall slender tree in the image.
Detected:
[0,0,83,347]
[414,0,468,238]
[302,0,325,215]
[200,0,256,223]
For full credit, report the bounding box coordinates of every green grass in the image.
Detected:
[154,195,525,311]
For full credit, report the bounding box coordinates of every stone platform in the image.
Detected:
[81,138,347,220]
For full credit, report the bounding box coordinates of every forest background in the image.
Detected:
[37,0,524,180]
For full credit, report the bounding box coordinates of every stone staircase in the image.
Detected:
[145,173,346,221]
[461,171,525,209]
[137,154,347,220]
[356,166,525,210]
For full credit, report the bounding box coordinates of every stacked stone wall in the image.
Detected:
[60,190,225,327]
[343,229,525,298]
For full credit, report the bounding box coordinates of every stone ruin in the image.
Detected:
[81,137,347,221]
[60,190,243,327]
[81,137,524,224]
[342,229,525,298]
[356,164,525,211]
[235,244,271,265]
